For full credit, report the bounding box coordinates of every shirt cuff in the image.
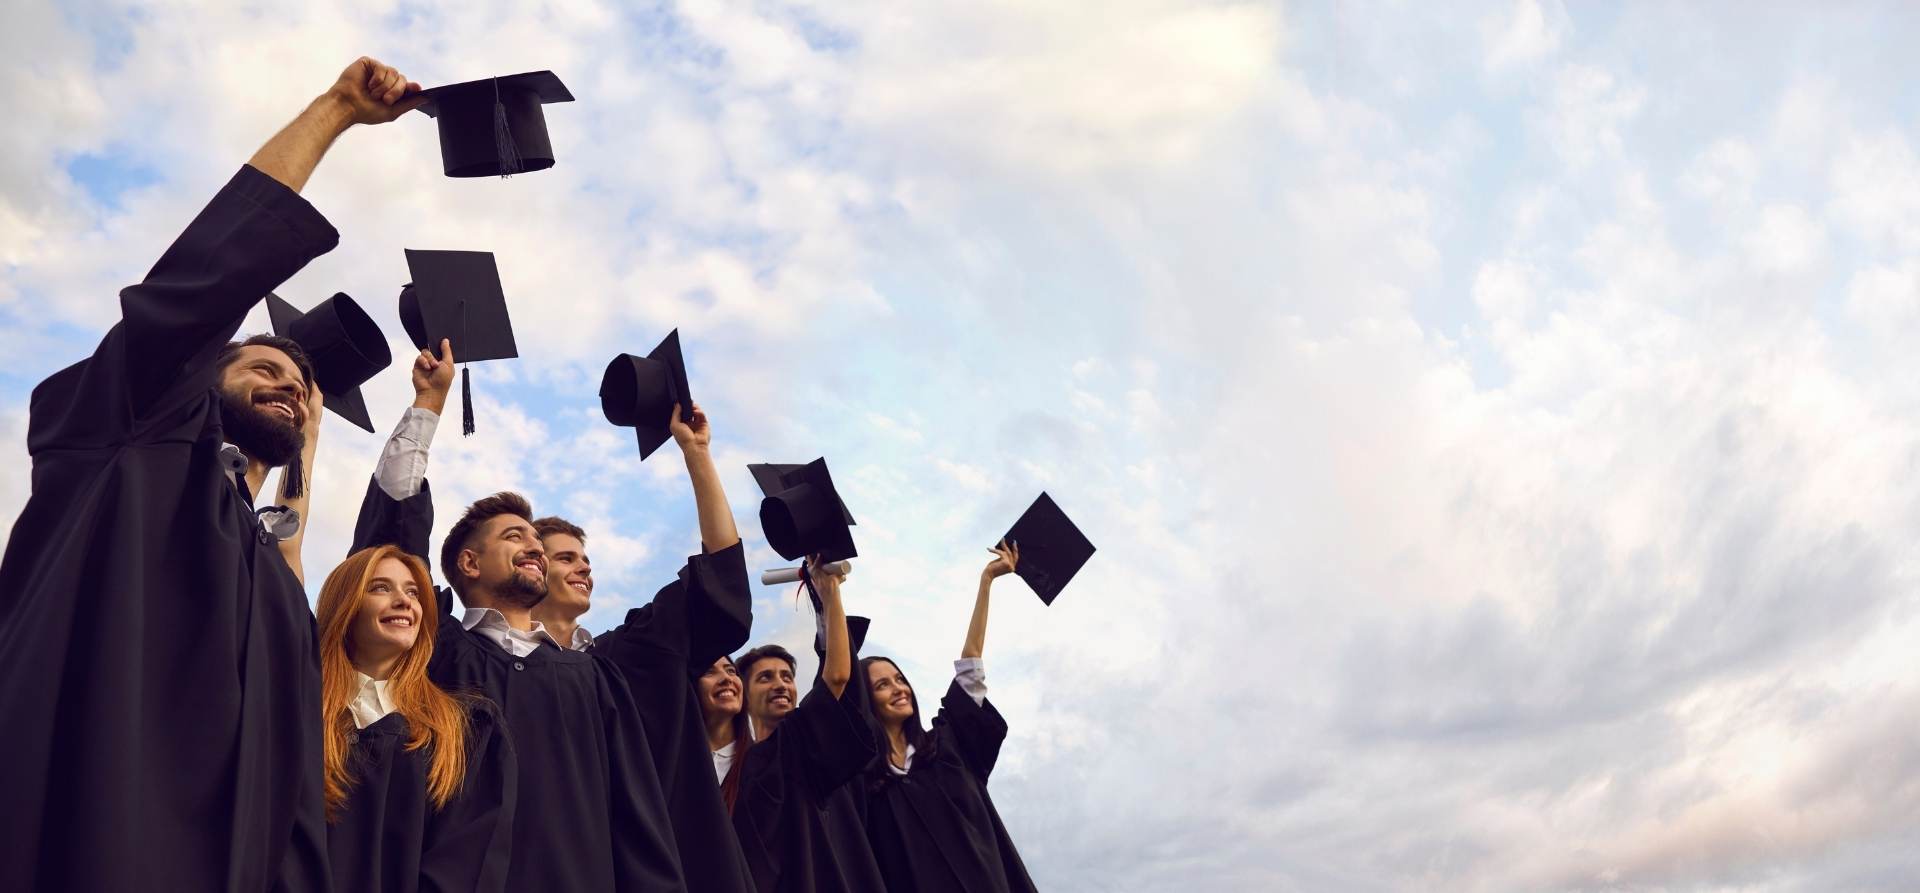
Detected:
[375,407,440,499]
[954,658,987,706]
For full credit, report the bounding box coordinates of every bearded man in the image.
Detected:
[0,56,423,892]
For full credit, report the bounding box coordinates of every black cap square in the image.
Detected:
[1003,492,1095,605]
[599,329,694,460]
[751,458,857,562]
[399,249,518,364]
[416,70,575,178]
[265,292,392,433]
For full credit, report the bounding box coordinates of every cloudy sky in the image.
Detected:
[8,0,1920,889]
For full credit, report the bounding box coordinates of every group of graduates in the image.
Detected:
[0,57,1091,892]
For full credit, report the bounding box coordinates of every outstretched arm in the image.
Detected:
[249,57,423,193]
[962,540,1019,660]
[814,559,851,697]
[348,341,452,562]
[671,402,741,552]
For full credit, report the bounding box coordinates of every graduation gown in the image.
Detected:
[732,681,885,893]
[595,544,758,893]
[327,703,518,893]
[351,474,687,892]
[0,164,335,892]
[864,682,1035,893]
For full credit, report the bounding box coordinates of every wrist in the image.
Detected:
[310,91,356,134]
[414,393,448,415]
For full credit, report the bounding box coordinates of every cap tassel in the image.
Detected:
[492,79,522,178]
[461,365,476,437]
[282,451,304,499]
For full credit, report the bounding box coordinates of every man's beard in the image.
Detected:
[219,389,304,495]
[493,565,549,610]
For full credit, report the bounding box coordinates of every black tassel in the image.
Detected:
[283,452,304,499]
[462,365,476,437]
[492,79,521,178]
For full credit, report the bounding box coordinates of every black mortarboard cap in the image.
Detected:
[751,458,858,563]
[1002,492,1096,605]
[812,614,872,668]
[599,330,694,460]
[416,70,575,178]
[266,292,392,433]
[400,249,518,435]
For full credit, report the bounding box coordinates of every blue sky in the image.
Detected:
[10,1,1920,889]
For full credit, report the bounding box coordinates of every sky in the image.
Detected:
[6,0,1920,889]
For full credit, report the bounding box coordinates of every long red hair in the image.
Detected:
[317,545,471,819]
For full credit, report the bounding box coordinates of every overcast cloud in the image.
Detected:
[6,1,1920,890]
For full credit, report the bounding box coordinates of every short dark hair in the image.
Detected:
[440,492,535,596]
[533,516,587,543]
[215,334,315,388]
[736,645,797,683]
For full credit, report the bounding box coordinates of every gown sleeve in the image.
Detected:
[597,665,689,893]
[33,164,339,448]
[931,679,1009,784]
[418,703,519,893]
[349,474,436,563]
[791,679,880,797]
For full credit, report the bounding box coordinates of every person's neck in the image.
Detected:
[707,712,738,751]
[529,604,583,645]
[470,592,537,631]
[244,457,272,503]
[885,721,910,767]
[752,712,784,742]
[352,651,402,682]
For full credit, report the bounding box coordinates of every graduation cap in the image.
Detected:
[265,292,392,433]
[415,70,575,178]
[812,615,872,671]
[750,458,857,563]
[1002,492,1096,605]
[400,249,519,435]
[599,330,694,460]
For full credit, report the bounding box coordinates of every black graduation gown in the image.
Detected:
[864,682,1035,893]
[350,474,687,892]
[328,703,518,893]
[594,544,758,893]
[732,681,885,893]
[0,164,335,893]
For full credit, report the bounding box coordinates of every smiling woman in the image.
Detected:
[314,544,519,893]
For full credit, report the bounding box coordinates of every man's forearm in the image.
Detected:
[248,93,355,194]
[683,447,740,552]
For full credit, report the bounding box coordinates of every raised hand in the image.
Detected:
[327,56,426,126]
[300,380,326,440]
[670,401,712,452]
[411,339,456,414]
[983,539,1019,580]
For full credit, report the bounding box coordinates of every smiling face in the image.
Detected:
[540,532,593,619]
[697,656,743,721]
[459,513,548,609]
[867,659,917,726]
[348,556,424,677]
[216,344,310,466]
[744,656,798,728]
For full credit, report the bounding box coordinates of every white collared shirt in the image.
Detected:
[712,741,736,784]
[460,607,566,658]
[374,407,439,500]
[887,659,988,776]
[564,625,595,652]
[348,671,397,730]
[218,442,301,540]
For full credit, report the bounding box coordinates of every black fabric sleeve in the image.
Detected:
[596,542,751,673]
[598,667,688,893]
[349,475,435,564]
[932,680,1009,783]
[791,679,879,798]
[419,704,519,893]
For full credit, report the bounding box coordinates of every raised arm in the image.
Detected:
[670,401,740,552]
[348,341,452,562]
[962,540,1019,660]
[814,559,851,697]
[248,58,424,193]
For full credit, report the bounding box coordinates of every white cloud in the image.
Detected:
[1480,0,1567,72]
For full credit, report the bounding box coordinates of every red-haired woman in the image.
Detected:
[316,544,518,893]
[859,541,1036,893]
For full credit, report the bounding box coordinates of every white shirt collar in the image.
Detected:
[460,607,564,658]
[348,671,397,730]
[219,442,301,541]
[712,740,737,784]
[887,742,918,776]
